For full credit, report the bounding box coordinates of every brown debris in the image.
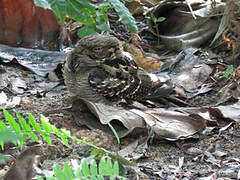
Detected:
[0,0,60,49]
[73,129,115,151]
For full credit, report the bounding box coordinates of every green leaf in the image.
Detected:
[110,0,137,34]
[77,26,98,38]
[90,148,106,160]
[75,167,84,177]
[98,2,112,12]
[65,1,95,25]
[80,177,89,180]
[0,121,11,149]
[96,23,110,31]
[106,157,113,175]
[34,0,51,9]
[43,169,55,180]
[96,12,108,24]
[16,112,30,132]
[46,0,67,22]
[81,159,90,177]
[153,17,157,24]
[16,112,38,142]
[42,133,52,145]
[113,161,119,176]
[90,177,98,180]
[60,129,71,145]
[94,176,104,180]
[18,133,26,149]
[99,157,107,175]
[0,120,7,130]
[67,0,96,14]
[89,159,98,176]
[41,115,52,134]
[52,125,60,136]
[54,164,65,180]
[0,129,19,143]
[3,109,21,133]
[63,163,74,179]
[108,123,120,154]
[59,134,70,147]
[30,132,39,142]
[157,17,166,22]
[52,127,69,146]
[29,113,49,144]
[0,142,3,150]
[222,65,234,79]
[60,128,71,137]
[122,39,130,47]
[28,113,42,133]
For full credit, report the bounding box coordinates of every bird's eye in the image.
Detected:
[92,47,103,53]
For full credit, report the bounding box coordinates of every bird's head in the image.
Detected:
[66,34,121,72]
[76,34,120,60]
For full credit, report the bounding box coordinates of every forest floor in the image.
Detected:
[0,55,239,179]
[0,1,240,179]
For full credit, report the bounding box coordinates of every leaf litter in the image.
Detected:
[0,0,240,179]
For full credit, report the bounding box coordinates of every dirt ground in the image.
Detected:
[0,61,239,179]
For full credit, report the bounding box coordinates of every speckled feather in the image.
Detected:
[63,34,154,103]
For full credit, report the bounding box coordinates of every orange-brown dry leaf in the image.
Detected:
[19,0,39,47]
[36,7,60,42]
[0,0,4,42]
[2,0,23,46]
[0,0,60,49]
[124,43,164,70]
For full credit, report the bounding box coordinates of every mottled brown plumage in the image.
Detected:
[63,34,156,104]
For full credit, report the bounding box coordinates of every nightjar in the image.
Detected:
[63,34,160,104]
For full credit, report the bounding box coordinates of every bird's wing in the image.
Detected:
[88,66,154,100]
[88,67,143,98]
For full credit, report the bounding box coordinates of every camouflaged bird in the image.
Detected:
[63,34,159,104]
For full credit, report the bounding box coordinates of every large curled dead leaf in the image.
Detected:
[0,44,66,76]
[72,99,206,141]
[71,99,240,141]
[146,0,225,50]
[0,0,61,50]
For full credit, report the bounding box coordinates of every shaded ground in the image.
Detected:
[0,60,239,179]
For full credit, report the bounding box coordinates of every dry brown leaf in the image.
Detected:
[125,43,164,70]
[71,99,206,141]
[0,0,60,49]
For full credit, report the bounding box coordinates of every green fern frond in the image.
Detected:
[38,156,126,180]
[0,109,135,169]
[0,109,71,149]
